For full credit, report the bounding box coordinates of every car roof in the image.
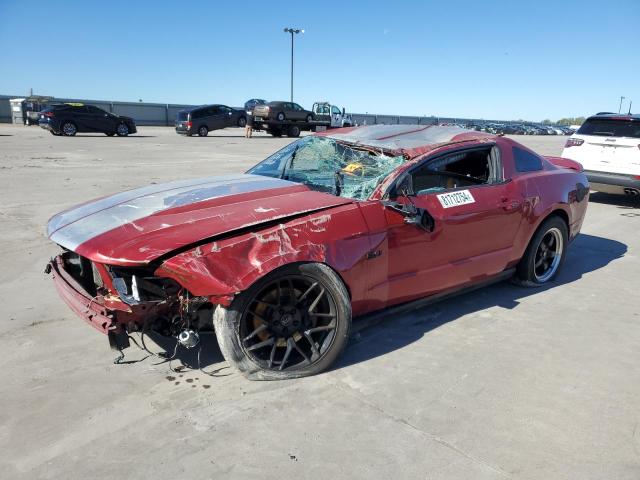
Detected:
[181,104,226,112]
[588,113,639,121]
[319,124,495,158]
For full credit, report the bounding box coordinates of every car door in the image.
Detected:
[381,145,524,306]
[331,105,341,127]
[69,106,89,131]
[86,106,113,132]
[219,105,234,127]
[207,106,225,131]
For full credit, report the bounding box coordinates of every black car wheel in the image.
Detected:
[514,215,567,287]
[198,125,208,137]
[237,116,247,128]
[276,112,285,122]
[214,263,351,380]
[306,114,313,122]
[287,125,301,137]
[62,122,77,136]
[116,123,129,137]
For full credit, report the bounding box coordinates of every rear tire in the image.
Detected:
[514,215,568,287]
[287,125,301,137]
[214,263,352,380]
[61,122,77,136]
[198,125,208,137]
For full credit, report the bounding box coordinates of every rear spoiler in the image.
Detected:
[545,156,583,172]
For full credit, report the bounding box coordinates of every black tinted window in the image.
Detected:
[191,109,205,119]
[87,106,106,114]
[176,111,189,121]
[513,147,543,172]
[577,119,640,138]
[72,106,88,113]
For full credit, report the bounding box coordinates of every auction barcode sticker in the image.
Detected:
[437,189,475,208]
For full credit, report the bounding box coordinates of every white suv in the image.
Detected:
[561,114,640,196]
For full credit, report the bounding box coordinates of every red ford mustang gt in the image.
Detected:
[46,125,589,380]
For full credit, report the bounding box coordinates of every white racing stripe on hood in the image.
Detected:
[48,174,297,251]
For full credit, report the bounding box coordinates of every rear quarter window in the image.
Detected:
[578,119,640,138]
[513,146,543,172]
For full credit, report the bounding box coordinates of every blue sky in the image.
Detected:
[1,0,638,121]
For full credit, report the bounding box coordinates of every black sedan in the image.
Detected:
[39,104,137,136]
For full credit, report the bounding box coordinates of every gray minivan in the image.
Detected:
[175,104,247,136]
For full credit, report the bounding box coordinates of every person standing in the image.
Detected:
[245,110,254,138]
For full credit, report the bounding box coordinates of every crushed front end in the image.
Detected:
[46,250,213,353]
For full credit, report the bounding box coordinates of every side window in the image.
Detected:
[410,147,500,195]
[512,147,543,172]
[207,106,219,116]
[284,103,293,110]
[72,106,88,114]
[87,106,105,114]
[331,106,340,115]
[293,103,304,111]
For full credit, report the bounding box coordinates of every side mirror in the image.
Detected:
[382,196,435,233]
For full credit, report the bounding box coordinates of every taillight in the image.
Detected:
[186,121,192,129]
[565,138,584,148]
[43,111,54,117]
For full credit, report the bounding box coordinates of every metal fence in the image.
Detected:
[0,94,506,127]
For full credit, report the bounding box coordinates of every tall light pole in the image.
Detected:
[283,27,304,102]
[619,96,625,113]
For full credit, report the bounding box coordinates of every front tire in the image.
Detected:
[116,123,129,136]
[514,215,568,286]
[237,116,247,127]
[214,263,352,380]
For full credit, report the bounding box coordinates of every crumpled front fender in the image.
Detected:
[155,205,376,312]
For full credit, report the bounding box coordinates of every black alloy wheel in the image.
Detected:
[62,122,77,136]
[214,263,351,380]
[116,123,129,136]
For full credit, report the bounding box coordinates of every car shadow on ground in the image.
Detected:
[139,233,625,373]
[336,232,626,371]
[589,192,639,210]
[59,135,157,138]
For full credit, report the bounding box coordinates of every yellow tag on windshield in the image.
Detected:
[341,162,365,176]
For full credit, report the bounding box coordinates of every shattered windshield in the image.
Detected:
[246,136,405,200]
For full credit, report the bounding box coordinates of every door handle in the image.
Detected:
[501,198,521,211]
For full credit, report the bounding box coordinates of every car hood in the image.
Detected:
[47,174,352,266]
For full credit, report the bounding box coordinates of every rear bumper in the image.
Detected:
[585,170,640,191]
[49,256,116,335]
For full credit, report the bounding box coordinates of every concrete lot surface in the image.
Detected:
[0,125,638,479]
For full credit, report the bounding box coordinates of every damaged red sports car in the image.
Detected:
[46,125,589,380]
